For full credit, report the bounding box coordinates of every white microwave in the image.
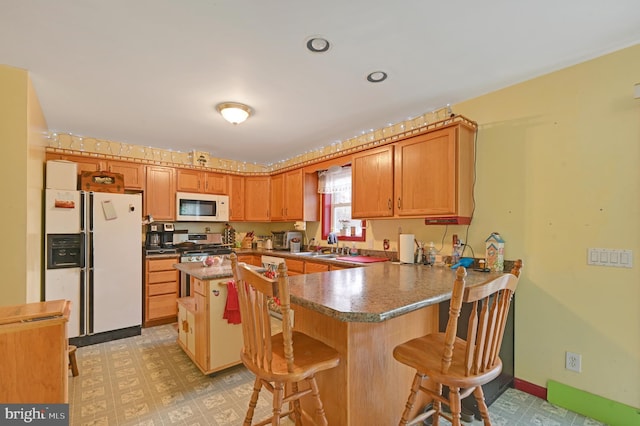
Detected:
[176,192,229,222]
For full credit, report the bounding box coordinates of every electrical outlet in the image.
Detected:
[565,351,582,373]
[383,239,390,250]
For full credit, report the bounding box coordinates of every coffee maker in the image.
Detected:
[145,223,175,249]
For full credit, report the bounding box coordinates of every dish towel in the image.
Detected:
[223,281,241,324]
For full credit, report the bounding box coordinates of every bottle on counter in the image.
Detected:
[452,234,461,265]
[428,242,437,266]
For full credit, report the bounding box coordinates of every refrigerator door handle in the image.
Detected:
[80,192,86,232]
[88,192,94,232]
[79,268,86,336]
[88,267,94,334]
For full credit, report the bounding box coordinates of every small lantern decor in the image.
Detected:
[485,232,505,272]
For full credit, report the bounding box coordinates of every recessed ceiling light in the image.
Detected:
[367,71,388,83]
[306,37,330,53]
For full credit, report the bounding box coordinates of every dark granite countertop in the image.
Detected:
[175,252,512,324]
[286,263,507,323]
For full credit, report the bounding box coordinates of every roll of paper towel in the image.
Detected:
[399,234,415,263]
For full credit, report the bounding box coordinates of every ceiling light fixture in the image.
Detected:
[216,102,252,124]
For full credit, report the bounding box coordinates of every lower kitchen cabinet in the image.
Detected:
[176,277,244,374]
[237,254,261,266]
[304,260,330,274]
[284,258,304,275]
[144,256,179,327]
[177,298,196,356]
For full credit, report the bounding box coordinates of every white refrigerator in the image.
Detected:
[44,189,142,343]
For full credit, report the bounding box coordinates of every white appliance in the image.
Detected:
[44,189,142,344]
[176,192,229,222]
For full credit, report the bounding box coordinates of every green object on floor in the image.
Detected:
[547,380,640,426]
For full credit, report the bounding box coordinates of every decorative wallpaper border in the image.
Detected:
[46,109,476,174]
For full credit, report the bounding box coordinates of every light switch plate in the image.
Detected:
[587,248,633,268]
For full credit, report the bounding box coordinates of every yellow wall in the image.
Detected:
[348,45,639,408]
[0,65,47,305]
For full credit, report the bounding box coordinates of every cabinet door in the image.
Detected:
[229,175,245,221]
[145,166,175,221]
[176,169,202,192]
[108,160,145,190]
[284,258,304,274]
[203,172,228,194]
[352,145,394,218]
[304,261,330,274]
[244,176,271,221]
[47,153,105,176]
[270,169,309,221]
[394,128,456,216]
[270,173,286,221]
[186,308,196,355]
[194,291,208,369]
[284,169,304,220]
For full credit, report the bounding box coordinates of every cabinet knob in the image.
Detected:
[397,198,401,209]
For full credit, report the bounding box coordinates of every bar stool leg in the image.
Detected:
[68,345,79,377]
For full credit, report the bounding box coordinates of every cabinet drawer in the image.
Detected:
[284,258,304,273]
[148,257,178,272]
[148,281,178,296]
[193,278,207,295]
[304,261,330,274]
[148,270,178,284]
[148,294,178,319]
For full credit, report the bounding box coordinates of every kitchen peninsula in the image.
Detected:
[178,255,511,426]
[284,262,509,425]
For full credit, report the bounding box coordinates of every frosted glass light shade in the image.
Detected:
[216,102,252,124]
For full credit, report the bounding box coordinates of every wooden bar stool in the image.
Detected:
[231,253,341,425]
[68,345,79,377]
[393,260,522,426]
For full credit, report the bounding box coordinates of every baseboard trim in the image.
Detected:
[514,378,547,400]
[548,380,640,426]
[70,325,142,347]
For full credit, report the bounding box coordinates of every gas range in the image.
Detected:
[178,244,233,263]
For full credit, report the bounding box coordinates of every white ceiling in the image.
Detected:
[2,1,639,165]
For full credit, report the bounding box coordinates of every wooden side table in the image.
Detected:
[0,299,71,403]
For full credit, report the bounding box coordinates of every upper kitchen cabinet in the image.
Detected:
[394,123,475,219]
[270,169,319,222]
[176,169,228,194]
[107,160,145,190]
[45,153,145,190]
[46,153,104,176]
[351,121,476,221]
[352,145,395,218]
[229,175,245,221]
[145,166,175,221]
[244,176,270,221]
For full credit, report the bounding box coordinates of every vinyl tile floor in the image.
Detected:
[68,324,606,426]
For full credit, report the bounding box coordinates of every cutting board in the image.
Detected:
[336,256,389,263]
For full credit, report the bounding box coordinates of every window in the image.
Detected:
[318,166,365,242]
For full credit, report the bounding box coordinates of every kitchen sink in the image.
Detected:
[291,252,337,259]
